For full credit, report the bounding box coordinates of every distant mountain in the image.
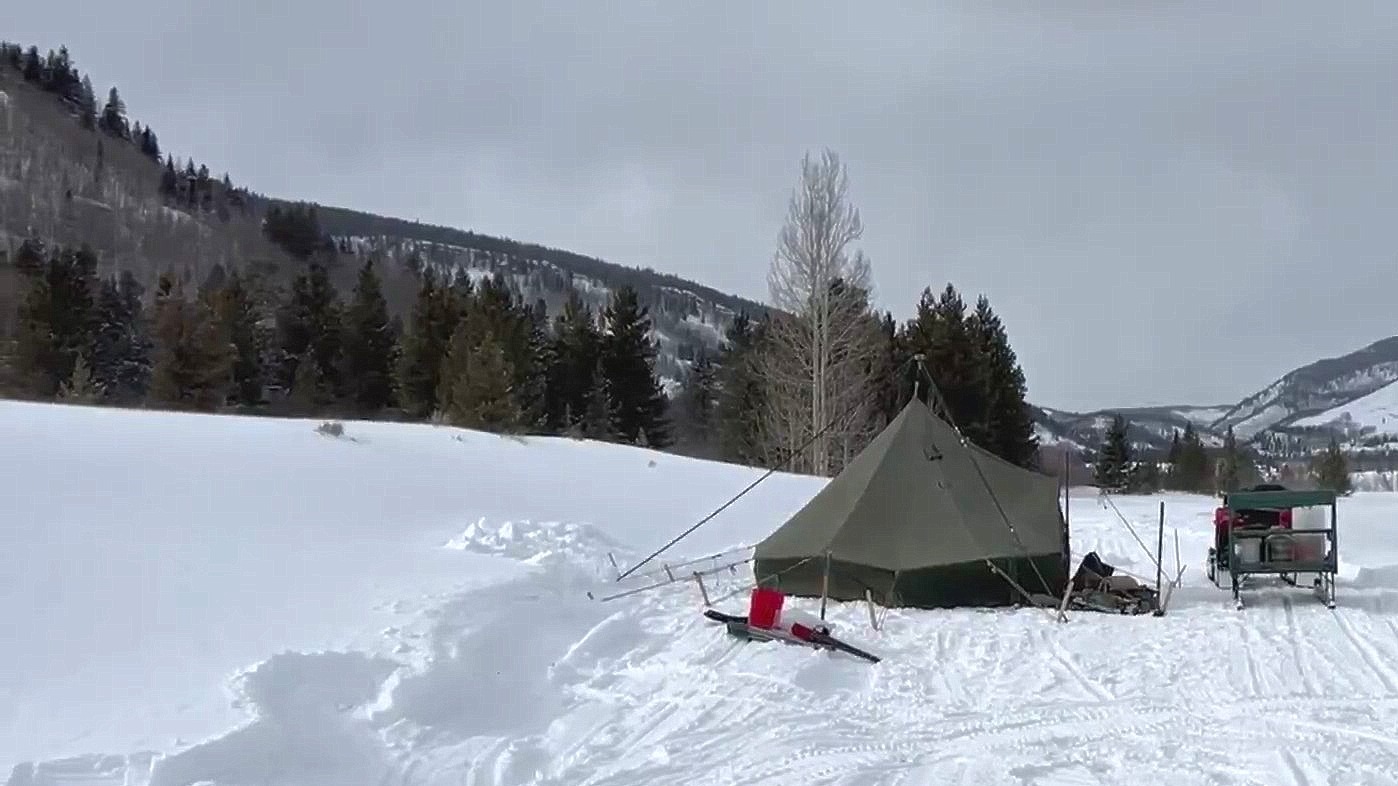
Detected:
[1035,336,1398,468]
[1032,404,1229,457]
[1211,336,1398,441]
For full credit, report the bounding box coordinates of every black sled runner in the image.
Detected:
[702,609,881,664]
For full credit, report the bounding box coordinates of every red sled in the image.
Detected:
[701,587,881,664]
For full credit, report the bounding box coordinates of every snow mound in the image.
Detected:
[1353,564,1398,589]
[444,517,629,576]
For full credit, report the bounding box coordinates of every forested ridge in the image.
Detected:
[0,40,1044,477]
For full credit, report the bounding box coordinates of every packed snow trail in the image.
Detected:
[6,401,1398,785]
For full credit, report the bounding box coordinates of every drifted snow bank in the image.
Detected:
[7,401,1398,785]
[0,400,817,783]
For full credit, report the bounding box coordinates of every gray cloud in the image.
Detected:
[11,1,1398,410]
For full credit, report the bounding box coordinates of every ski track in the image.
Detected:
[1281,595,1323,697]
[1331,606,1398,695]
[13,507,1398,785]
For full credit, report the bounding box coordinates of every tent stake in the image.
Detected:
[820,551,832,620]
[1057,570,1075,621]
[865,588,880,631]
[1174,528,1182,586]
[693,572,711,607]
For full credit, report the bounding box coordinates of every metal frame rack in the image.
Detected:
[1208,489,1337,610]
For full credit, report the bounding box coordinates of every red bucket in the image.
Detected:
[749,587,785,629]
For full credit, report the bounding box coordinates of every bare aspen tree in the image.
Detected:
[761,149,882,476]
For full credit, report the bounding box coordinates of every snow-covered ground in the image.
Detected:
[5,401,1398,785]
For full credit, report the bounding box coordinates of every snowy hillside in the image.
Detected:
[332,233,748,392]
[1292,379,1398,435]
[7,401,1398,785]
[1215,337,1398,440]
[1171,405,1234,428]
[1035,406,1226,457]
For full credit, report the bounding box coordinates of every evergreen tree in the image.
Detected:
[77,75,96,130]
[288,352,332,413]
[437,325,521,431]
[274,274,312,389]
[518,299,555,431]
[159,155,178,200]
[1093,414,1132,490]
[435,313,472,422]
[1312,434,1352,495]
[261,203,329,260]
[397,269,457,418]
[580,355,616,441]
[1174,423,1212,493]
[98,86,128,139]
[1217,426,1241,492]
[21,46,41,82]
[469,274,547,429]
[599,285,669,447]
[675,350,719,457]
[199,263,228,298]
[139,125,160,160]
[58,354,99,403]
[212,269,266,407]
[715,313,768,465]
[304,263,343,396]
[1128,458,1161,493]
[275,263,342,402]
[90,271,152,402]
[13,238,45,276]
[547,290,603,432]
[900,284,988,446]
[870,312,904,428]
[147,274,232,411]
[14,243,98,397]
[341,258,398,412]
[967,295,1038,468]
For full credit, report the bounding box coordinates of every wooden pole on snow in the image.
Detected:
[820,550,832,620]
[1154,501,1166,615]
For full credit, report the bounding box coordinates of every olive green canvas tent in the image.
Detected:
[752,398,1070,609]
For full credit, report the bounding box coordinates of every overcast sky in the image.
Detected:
[9,2,1398,411]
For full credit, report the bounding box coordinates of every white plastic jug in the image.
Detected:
[1234,539,1261,564]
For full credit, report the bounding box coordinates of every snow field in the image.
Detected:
[5,400,1398,785]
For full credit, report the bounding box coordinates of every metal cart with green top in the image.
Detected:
[1208,488,1338,610]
